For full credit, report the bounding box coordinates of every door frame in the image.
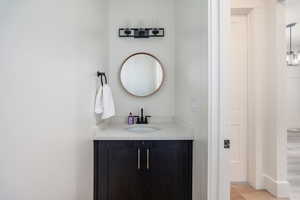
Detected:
[208,1,256,199]
[208,0,231,199]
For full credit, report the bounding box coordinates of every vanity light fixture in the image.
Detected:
[119,28,165,38]
[287,23,299,67]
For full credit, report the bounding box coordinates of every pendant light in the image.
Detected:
[287,23,299,66]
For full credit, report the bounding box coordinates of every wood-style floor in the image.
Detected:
[287,131,300,200]
[231,184,289,200]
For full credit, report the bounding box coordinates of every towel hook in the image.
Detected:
[97,71,108,86]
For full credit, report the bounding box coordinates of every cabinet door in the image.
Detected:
[143,141,192,200]
[94,141,144,200]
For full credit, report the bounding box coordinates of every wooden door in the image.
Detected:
[228,15,248,182]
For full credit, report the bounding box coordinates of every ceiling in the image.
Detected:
[286,0,300,49]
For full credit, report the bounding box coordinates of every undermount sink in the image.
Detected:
[126,125,160,133]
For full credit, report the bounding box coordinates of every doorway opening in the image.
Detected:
[209,0,289,200]
[229,7,289,200]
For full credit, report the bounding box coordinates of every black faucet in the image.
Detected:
[136,108,151,124]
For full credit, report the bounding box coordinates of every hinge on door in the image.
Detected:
[224,140,230,149]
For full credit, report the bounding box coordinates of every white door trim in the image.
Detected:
[208,0,231,200]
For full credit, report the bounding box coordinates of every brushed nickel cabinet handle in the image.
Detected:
[146,148,150,170]
[137,148,141,170]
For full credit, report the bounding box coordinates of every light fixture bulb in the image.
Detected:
[287,50,300,66]
[286,23,299,67]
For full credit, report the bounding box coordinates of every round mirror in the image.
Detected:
[120,53,164,97]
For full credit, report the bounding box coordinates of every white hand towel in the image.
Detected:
[95,84,103,114]
[102,84,115,119]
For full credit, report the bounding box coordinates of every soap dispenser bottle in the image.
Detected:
[128,112,134,125]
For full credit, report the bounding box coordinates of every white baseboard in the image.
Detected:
[263,174,290,198]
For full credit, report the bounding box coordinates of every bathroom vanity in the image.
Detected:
[93,50,193,200]
[93,124,193,200]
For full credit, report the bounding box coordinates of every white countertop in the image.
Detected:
[93,123,194,140]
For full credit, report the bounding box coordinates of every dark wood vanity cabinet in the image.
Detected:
[94,140,193,200]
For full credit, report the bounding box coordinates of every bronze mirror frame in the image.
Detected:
[119,52,165,97]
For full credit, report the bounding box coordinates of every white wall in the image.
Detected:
[287,68,300,128]
[286,0,300,129]
[107,0,175,118]
[286,0,300,49]
[231,0,264,8]
[174,0,208,199]
[264,1,288,197]
[0,0,108,199]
